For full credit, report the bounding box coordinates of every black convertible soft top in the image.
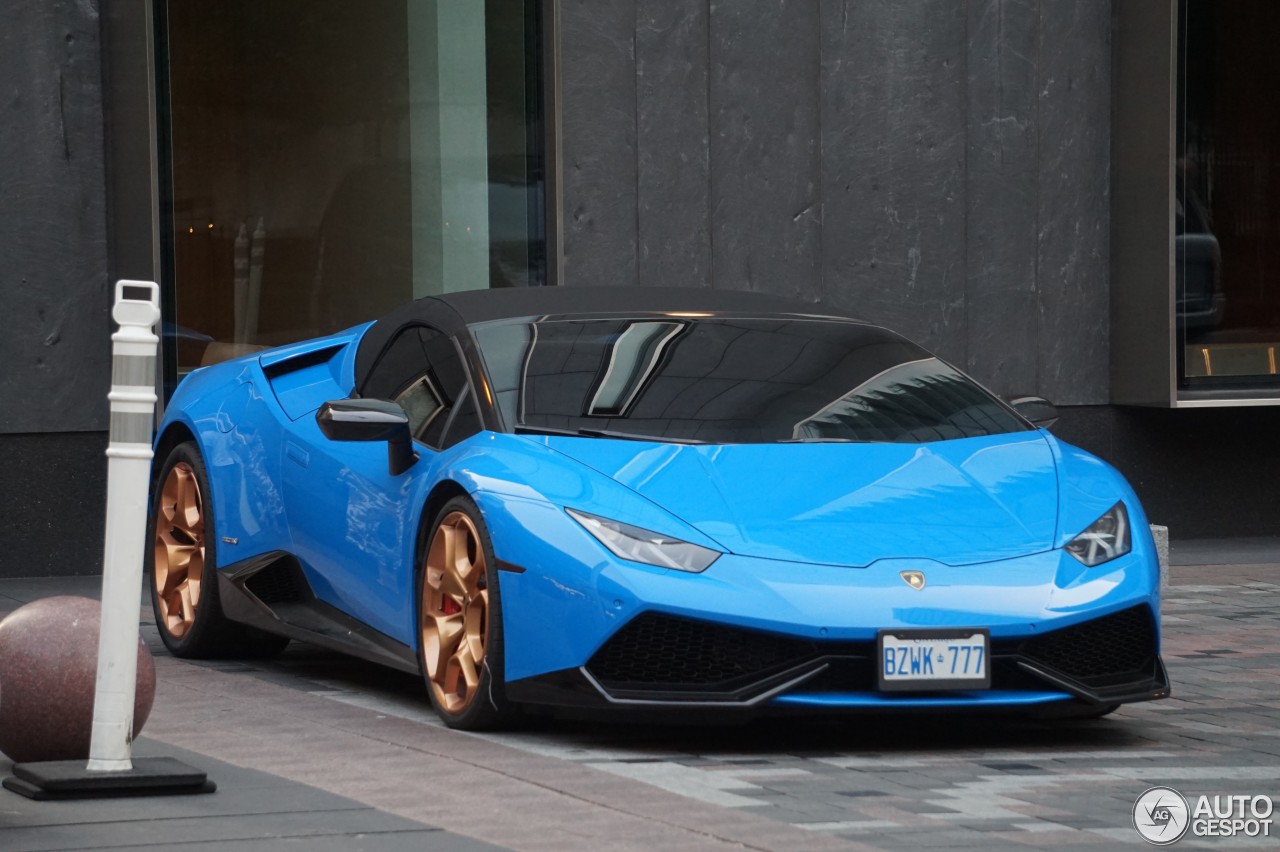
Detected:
[354,286,858,392]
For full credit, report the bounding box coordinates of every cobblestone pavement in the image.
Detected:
[3,560,1278,851]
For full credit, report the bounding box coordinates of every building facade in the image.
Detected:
[2,0,1277,577]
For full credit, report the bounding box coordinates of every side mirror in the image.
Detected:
[316,399,418,475]
[1008,396,1059,430]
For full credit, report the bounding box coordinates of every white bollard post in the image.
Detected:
[87,281,162,772]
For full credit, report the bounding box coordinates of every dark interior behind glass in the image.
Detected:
[162,0,544,388]
[473,317,1028,444]
[1177,0,1280,388]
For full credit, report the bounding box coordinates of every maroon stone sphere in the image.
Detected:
[0,595,156,763]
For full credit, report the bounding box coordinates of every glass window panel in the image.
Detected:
[473,318,1028,444]
[362,326,435,401]
[1177,0,1280,389]
[163,0,544,383]
[397,377,446,442]
[441,388,482,449]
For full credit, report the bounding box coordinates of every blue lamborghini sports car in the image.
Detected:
[149,287,1169,729]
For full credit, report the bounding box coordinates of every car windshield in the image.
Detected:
[471,315,1028,444]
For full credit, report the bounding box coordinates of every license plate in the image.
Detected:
[877,629,991,691]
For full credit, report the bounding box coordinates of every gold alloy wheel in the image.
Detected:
[154,461,205,639]
[422,511,489,714]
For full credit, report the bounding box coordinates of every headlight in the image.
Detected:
[566,508,720,572]
[1065,502,1131,567]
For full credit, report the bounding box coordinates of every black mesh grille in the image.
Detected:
[585,607,1159,700]
[1019,605,1156,681]
[587,613,815,689]
[790,657,876,693]
[243,559,308,605]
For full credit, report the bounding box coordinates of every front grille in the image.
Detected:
[789,657,876,693]
[584,606,1160,702]
[587,613,815,690]
[1019,605,1156,682]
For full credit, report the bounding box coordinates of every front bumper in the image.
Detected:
[477,493,1166,713]
[506,604,1170,712]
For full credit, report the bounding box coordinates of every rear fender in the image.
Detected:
[157,365,293,562]
[156,326,368,564]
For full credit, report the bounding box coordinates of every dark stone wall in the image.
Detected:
[636,1,711,289]
[0,2,111,578]
[711,1,822,300]
[0,432,107,576]
[559,0,1112,406]
[0,0,111,433]
[560,1,640,288]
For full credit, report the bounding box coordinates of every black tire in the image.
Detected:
[417,495,518,730]
[147,441,290,659]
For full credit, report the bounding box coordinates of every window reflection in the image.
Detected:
[792,358,1018,443]
[587,322,685,417]
[1177,0,1280,387]
[164,0,544,381]
[473,318,1027,444]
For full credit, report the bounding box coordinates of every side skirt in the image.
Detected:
[216,551,420,675]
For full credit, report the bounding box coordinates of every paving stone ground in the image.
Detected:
[2,546,1278,851]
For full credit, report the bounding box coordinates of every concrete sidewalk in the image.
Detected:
[0,576,506,852]
[0,577,865,852]
[0,740,504,851]
[1,538,1278,851]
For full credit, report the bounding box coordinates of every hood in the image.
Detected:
[540,432,1059,567]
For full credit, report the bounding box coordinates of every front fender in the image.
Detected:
[432,432,725,551]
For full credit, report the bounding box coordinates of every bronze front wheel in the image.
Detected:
[419,496,514,730]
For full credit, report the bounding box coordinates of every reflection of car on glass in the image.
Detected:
[1177,232,1223,333]
[1176,166,1224,335]
[149,287,1168,730]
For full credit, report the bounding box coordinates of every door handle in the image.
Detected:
[286,441,310,468]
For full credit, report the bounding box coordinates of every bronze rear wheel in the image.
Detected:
[154,461,205,640]
[147,441,289,658]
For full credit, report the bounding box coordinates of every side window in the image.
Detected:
[440,387,481,449]
[361,327,435,400]
[361,326,469,448]
[396,377,446,443]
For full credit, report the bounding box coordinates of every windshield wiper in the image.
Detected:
[778,437,865,443]
[514,425,706,445]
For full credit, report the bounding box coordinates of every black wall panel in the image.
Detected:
[559,0,639,288]
[0,432,107,577]
[965,0,1039,395]
[821,0,968,363]
[559,0,1114,405]
[1034,0,1112,405]
[0,0,111,433]
[710,0,821,301]
[636,0,711,289]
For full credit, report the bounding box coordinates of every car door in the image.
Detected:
[281,325,477,644]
